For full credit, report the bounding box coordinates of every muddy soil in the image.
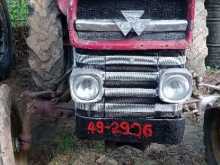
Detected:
[2,28,220,165]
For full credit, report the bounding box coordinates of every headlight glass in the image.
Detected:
[73,75,100,100]
[159,69,192,103]
[69,69,104,103]
[162,75,190,101]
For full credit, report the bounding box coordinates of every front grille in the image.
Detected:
[77,0,187,19]
[74,49,185,118]
[76,0,188,41]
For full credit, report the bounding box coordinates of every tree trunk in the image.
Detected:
[0,84,15,165]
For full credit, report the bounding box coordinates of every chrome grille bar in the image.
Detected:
[76,103,182,113]
[105,56,157,65]
[159,56,186,66]
[105,72,158,81]
[105,88,157,97]
[76,19,188,32]
[75,53,186,66]
[105,103,182,113]
[76,102,104,111]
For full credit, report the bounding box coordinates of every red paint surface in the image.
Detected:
[87,121,153,138]
[57,0,68,15]
[67,0,195,50]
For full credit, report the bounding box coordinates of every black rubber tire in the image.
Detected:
[0,0,14,80]
[205,0,220,68]
[27,0,65,91]
[204,108,220,165]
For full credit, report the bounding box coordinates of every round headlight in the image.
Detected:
[72,75,100,101]
[162,75,190,102]
[159,69,192,103]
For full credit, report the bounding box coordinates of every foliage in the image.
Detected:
[6,0,28,26]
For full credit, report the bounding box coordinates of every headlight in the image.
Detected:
[73,75,99,100]
[69,68,104,103]
[159,69,192,103]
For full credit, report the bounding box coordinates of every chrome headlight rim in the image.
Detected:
[159,68,192,103]
[69,68,104,103]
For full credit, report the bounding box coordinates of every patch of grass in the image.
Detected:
[54,133,77,153]
[6,0,28,26]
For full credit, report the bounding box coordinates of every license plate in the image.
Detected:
[87,120,153,139]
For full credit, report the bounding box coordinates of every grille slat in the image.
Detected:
[75,52,186,66]
[77,31,186,41]
[76,19,188,32]
[75,103,182,116]
[105,97,159,104]
[106,56,157,65]
[105,72,158,81]
[105,88,157,98]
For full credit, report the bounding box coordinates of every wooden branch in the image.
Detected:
[199,83,220,91]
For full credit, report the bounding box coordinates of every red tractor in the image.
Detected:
[3,0,220,164]
[26,0,205,155]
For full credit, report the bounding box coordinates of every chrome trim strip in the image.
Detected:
[105,88,157,97]
[105,72,158,81]
[75,53,186,66]
[76,19,188,32]
[76,103,182,113]
[105,56,157,65]
[158,56,186,66]
[76,102,105,111]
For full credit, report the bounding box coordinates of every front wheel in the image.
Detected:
[204,108,220,165]
[27,0,65,91]
[0,0,14,80]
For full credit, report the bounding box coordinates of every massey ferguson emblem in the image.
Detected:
[114,10,150,36]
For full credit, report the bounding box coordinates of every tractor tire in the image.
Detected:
[0,84,28,165]
[185,0,208,76]
[0,0,14,80]
[204,108,220,165]
[205,0,220,68]
[27,0,64,91]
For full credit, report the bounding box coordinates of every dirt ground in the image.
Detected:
[1,27,220,165]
